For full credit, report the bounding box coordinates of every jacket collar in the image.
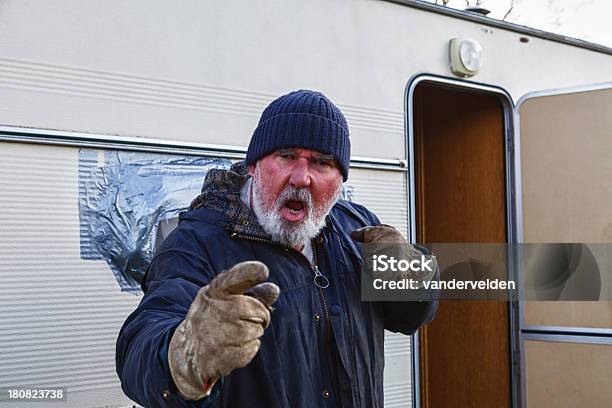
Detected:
[189,161,272,239]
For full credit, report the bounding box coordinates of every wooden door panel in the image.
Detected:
[414,83,510,408]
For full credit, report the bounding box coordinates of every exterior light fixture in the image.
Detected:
[449,38,483,77]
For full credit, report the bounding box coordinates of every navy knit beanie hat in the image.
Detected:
[246,89,350,181]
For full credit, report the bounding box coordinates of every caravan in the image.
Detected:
[0,1,611,406]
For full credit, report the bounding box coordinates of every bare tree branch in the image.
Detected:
[503,0,515,21]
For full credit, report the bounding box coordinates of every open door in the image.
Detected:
[409,77,612,407]
[408,76,517,408]
[516,83,612,407]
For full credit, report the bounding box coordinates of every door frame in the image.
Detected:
[404,74,520,408]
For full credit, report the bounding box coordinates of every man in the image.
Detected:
[116,89,438,407]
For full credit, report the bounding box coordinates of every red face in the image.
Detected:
[248,148,343,225]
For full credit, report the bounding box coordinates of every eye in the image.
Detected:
[313,157,336,168]
[277,150,297,160]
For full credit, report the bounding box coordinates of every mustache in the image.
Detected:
[274,186,313,212]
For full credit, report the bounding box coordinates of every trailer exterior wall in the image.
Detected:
[1,0,612,160]
[1,1,612,407]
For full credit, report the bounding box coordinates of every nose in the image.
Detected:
[288,158,311,188]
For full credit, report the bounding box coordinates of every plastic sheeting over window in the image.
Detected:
[78,148,231,292]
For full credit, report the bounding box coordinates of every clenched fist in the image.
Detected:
[168,261,280,400]
[351,224,437,284]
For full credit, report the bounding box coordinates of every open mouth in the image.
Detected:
[281,199,308,222]
[285,200,304,212]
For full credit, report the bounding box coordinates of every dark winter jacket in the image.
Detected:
[115,161,438,408]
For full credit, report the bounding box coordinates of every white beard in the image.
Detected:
[251,167,342,248]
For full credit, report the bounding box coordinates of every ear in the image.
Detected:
[247,164,256,176]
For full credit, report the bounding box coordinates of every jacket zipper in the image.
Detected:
[231,232,331,322]
[233,232,338,398]
[311,246,331,324]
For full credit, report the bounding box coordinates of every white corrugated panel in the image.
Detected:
[0,143,412,407]
[347,168,413,408]
[0,142,141,408]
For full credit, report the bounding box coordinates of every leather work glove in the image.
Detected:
[168,261,280,400]
[351,224,437,285]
